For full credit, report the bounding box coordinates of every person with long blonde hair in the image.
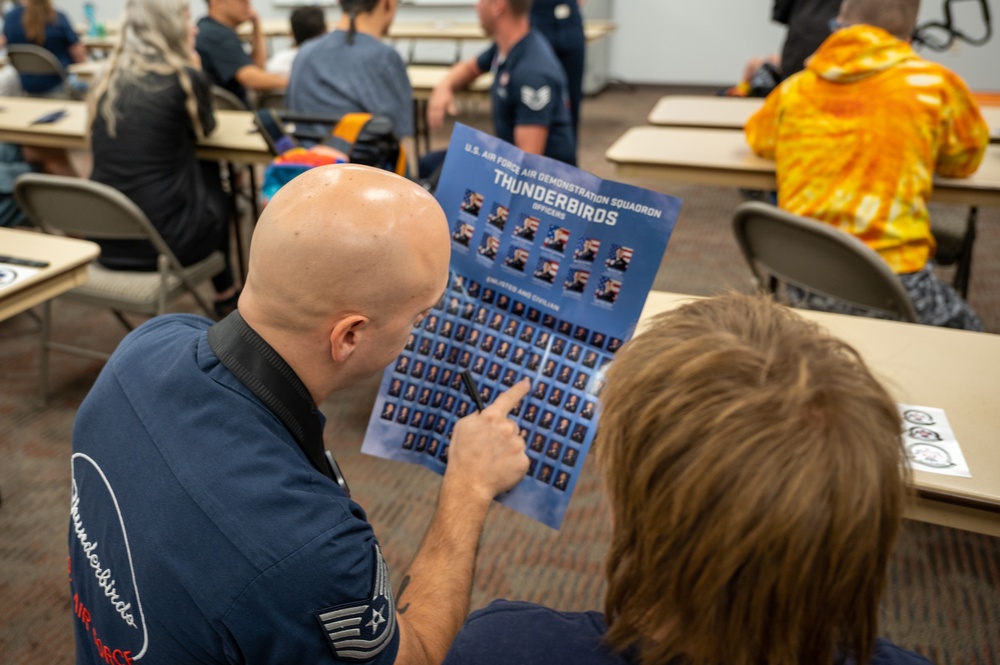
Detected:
[88,0,237,315]
[2,0,85,94]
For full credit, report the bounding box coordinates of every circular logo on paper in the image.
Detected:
[902,409,935,425]
[0,267,17,287]
[907,443,955,469]
[907,426,942,442]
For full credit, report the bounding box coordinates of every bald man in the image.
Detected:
[69,165,530,665]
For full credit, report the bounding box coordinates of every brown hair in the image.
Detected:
[291,5,326,46]
[596,293,907,665]
[838,0,921,40]
[22,0,56,45]
[505,0,532,18]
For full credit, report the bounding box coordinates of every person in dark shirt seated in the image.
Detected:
[196,0,287,107]
[443,293,934,665]
[89,0,237,315]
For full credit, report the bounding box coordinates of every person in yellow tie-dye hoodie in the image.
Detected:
[745,0,988,331]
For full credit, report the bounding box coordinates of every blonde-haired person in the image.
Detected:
[2,0,85,94]
[443,293,933,665]
[88,0,237,316]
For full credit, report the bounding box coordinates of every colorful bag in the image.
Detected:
[256,110,407,205]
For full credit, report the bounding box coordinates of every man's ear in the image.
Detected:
[329,315,369,363]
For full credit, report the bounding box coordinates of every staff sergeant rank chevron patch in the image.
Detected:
[315,545,397,662]
[520,85,552,112]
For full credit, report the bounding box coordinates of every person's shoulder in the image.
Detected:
[297,29,338,60]
[523,30,561,62]
[444,600,622,665]
[901,57,974,93]
[512,32,564,80]
[197,16,236,40]
[865,638,936,665]
[118,313,212,355]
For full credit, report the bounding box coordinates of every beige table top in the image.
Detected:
[647,95,1000,143]
[0,97,272,164]
[408,65,492,100]
[638,291,1000,537]
[0,228,99,322]
[606,126,1000,208]
[68,61,492,97]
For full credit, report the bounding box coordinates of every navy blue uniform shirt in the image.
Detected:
[476,32,577,166]
[70,315,399,664]
[443,600,936,665]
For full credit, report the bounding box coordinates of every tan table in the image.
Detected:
[63,65,491,159]
[647,94,1000,143]
[0,97,272,164]
[606,126,1000,208]
[0,228,98,323]
[68,62,492,99]
[638,291,1000,537]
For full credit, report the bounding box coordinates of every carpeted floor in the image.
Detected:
[1,84,998,664]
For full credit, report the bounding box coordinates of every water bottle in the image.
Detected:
[83,2,99,37]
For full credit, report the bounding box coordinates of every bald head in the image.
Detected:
[246,164,448,325]
[240,165,450,397]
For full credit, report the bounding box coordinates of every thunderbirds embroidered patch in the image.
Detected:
[315,545,397,662]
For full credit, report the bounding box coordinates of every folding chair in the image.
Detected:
[13,173,225,401]
[6,44,83,99]
[732,201,919,323]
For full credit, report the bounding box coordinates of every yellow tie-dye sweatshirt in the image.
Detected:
[744,25,988,274]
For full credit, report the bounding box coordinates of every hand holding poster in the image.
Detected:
[361,124,682,528]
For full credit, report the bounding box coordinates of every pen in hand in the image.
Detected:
[460,369,487,412]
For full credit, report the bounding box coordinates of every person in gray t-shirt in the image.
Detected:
[286,0,413,143]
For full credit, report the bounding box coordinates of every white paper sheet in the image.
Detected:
[898,404,971,478]
[0,264,40,291]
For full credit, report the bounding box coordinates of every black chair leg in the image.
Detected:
[953,207,977,299]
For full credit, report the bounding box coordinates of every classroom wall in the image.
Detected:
[62,0,999,91]
[607,0,1000,91]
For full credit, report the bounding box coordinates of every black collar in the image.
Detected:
[207,312,347,492]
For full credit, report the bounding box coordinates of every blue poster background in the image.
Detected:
[360,124,681,529]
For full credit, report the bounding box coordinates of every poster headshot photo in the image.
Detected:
[604,244,634,272]
[504,246,529,272]
[451,221,474,247]
[595,277,622,304]
[460,189,483,217]
[543,225,571,253]
[533,258,560,284]
[563,269,589,293]
[487,203,509,230]
[477,234,500,261]
[573,237,600,262]
[513,214,539,241]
